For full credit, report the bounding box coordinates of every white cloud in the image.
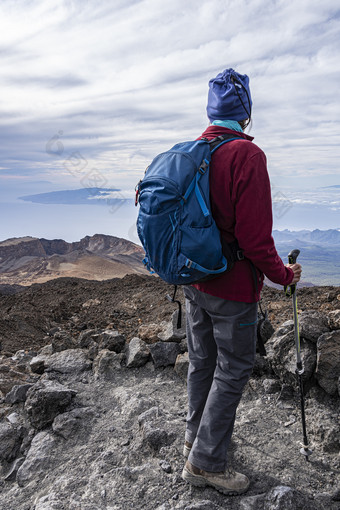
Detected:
[0,0,339,191]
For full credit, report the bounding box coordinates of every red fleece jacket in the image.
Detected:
[193,125,294,302]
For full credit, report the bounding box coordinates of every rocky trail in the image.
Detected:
[0,275,339,509]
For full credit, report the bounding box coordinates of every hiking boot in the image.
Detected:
[181,460,250,495]
[183,441,192,458]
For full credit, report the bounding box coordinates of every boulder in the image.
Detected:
[46,349,92,374]
[328,310,340,330]
[25,380,77,429]
[98,330,125,353]
[183,502,223,510]
[37,344,53,356]
[16,430,57,487]
[78,328,100,348]
[263,378,281,394]
[138,406,164,427]
[158,310,186,343]
[149,342,181,368]
[174,352,189,380]
[29,355,49,374]
[52,407,95,439]
[239,494,266,510]
[316,330,340,395]
[125,337,150,368]
[298,311,330,343]
[5,383,33,404]
[51,330,76,352]
[142,422,175,451]
[3,456,25,481]
[138,323,166,344]
[263,485,317,510]
[0,422,23,462]
[93,349,123,380]
[266,330,316,386]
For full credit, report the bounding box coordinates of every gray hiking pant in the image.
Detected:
[183,285,257,472]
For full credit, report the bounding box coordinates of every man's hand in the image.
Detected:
[286,263,302,284]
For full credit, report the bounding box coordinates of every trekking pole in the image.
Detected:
[285,249,312,461]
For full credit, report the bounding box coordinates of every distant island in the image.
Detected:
[18,188,130,205]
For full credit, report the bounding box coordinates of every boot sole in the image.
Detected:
[181,466,249,496]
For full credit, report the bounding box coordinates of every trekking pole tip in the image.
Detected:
[300,446,313,461]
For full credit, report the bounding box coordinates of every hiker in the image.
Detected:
[181,68,302,495]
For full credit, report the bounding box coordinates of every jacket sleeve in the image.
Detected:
[233,151,294,286]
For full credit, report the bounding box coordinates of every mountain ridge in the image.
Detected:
[0,234,147,286]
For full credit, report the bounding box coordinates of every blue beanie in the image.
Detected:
[207,68,252,122]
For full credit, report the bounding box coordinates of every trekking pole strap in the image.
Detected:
[166,285,182,329]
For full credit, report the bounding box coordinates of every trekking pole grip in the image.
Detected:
[285,249,300,296]
[288,249,300,265]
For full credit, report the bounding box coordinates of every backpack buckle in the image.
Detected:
[198,159,209,175]
[236,250,244,261]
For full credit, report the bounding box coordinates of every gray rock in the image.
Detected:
[316,330,340,395]
[3,456,25,481]
[5,383,33,404]
[126,337,150,368]
[179,337,188,353]
[93,349,123,380]
[158,310,186,343]
[274,320,294,337]
[174,352,189,380]
[328,310,340,330]
[16,430,57,487]
[138,323,166,344]
[299,311,330,343]
[266,330,316,386]
[264,485,317,510]
[252,353,274,377]
[138,406,163,427]
[277,384,294,401]
[142,422,175,451]
[6,411,21,425]
[87,340,99,360]
[184,502,223,510]
[311,413,340,453]
[159,459,172,473]
[78,328,99,348]
[34,492,62,510]
[332,488,340,501]
[98,329,125,353]
[46,349,92,374]
[239,494,266,510]
[25,380,77,429]
[0,422,22,462]
[30,355,48,374]
[12,350,35,364]
[263,378,281,394]
[149,342,181,368]
[52,407,95,439]
[37,344,53,356]
[51,330,76,352]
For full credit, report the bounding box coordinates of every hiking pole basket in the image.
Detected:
[285,249,312,461]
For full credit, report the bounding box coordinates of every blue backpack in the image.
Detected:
[135,134,243,285]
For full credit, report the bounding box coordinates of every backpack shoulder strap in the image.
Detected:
[210,134,244,153]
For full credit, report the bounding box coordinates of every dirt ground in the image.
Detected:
[0,274,339,355]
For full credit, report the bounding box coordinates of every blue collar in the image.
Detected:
[211,119,243,133]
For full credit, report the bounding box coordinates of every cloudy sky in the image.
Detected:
[0,0,339,233]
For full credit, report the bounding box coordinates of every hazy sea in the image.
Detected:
[1,185,339,243]
[1,184,339,286]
